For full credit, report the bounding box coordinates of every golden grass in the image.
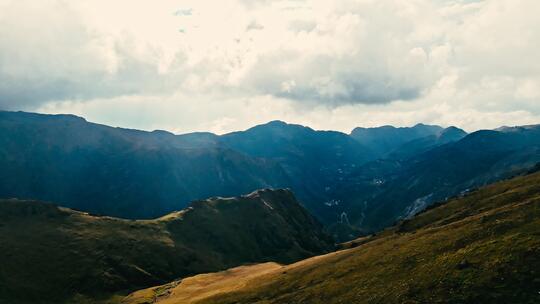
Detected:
[123,171,540,304]
[122,263,282,304]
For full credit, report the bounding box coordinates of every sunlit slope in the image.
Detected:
[125,171,540,304]
[123,263,283,304]
[0,189,333,304]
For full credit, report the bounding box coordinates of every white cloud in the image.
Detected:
[0,0,189,108]
[1,0,539,132]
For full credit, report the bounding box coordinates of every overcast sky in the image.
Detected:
[0,0,539,134]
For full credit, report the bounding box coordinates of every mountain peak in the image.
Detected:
[351,123,443,133]
[0,110,87,123]
[350,123,445,156]
[254,120,312,131]
[151,129,175,136]
[0,189,334,303]
[438,126,467,140]
[266,120,289,126]
[411,123,444,131]
[227,120,314,138]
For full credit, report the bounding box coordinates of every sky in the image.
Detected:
[0,0,539,134]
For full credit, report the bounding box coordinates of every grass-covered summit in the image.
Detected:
[0,189,333,304]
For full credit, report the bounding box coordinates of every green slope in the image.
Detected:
[125,171,540,304]
[0,189,333,304]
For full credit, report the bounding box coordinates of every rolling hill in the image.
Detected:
[123,170,540,304]
[0,189,333,304]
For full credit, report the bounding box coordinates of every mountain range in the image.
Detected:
[326,124,540,239]
[0,111,290,219]
[1,111,539,240]
[1,110,539,303]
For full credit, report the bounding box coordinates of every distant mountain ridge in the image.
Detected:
[2,110,539,240]
[326,125,540,236]
[386,126,468,160]
[0,111,291,219]
[350,123,447,156]
[218,120,376,216]
[0,111,377,219]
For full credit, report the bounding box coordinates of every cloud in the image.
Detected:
[174,8,193,16]
[1,0,539,131]
[0,1,185,109]
[0,0,438,108]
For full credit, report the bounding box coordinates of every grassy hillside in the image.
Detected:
[0,189,333,304]
[124,171,540,304]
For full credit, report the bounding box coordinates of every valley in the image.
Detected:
[1,111,539,303]
[2,111,539,240]
[123,170,540,304]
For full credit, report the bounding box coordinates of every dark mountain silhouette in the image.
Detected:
[1,111,538,240]
[0,189,333,303]
[326,125,540,236]
[387,126,467,160]
[350,123,444,157]
[219,120,375,216]
[0,111,290,218]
